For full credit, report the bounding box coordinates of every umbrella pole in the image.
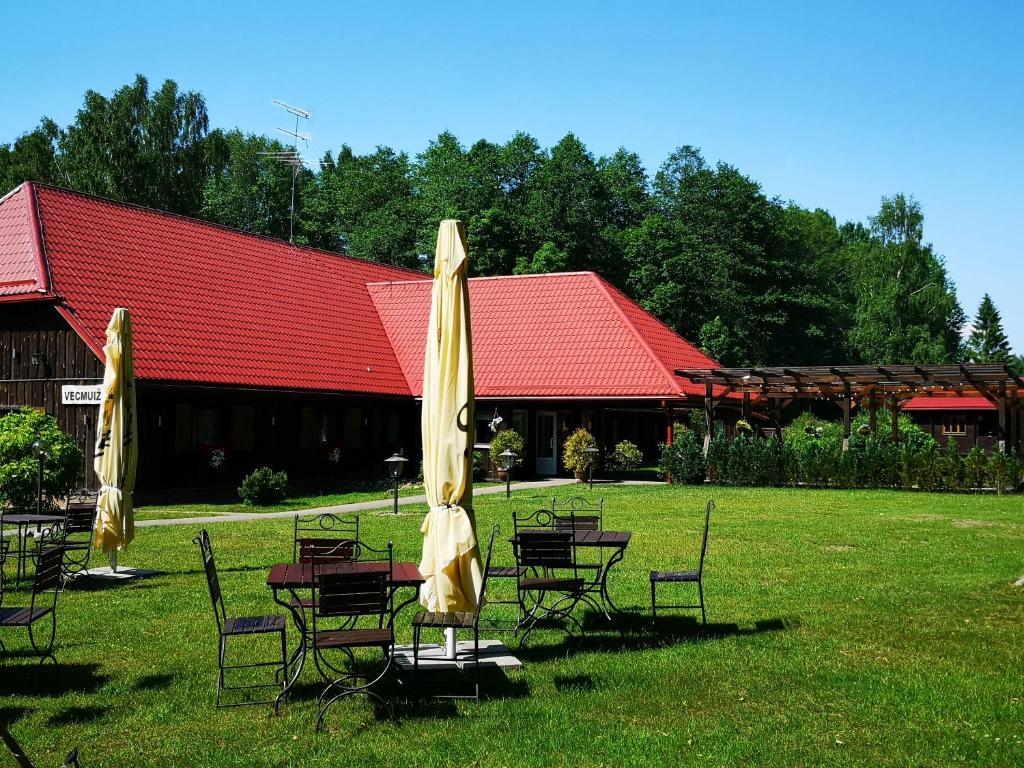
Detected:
[444,627,456,659]
[109,550,118,573]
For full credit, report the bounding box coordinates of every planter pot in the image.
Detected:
[573,469,587,482]
[497,468,509,482]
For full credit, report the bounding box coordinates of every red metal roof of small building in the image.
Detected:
[0,182,720,400]
[902,395,995,411]
[369,272,717,399]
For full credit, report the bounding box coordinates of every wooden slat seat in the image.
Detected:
[485,565,527,578]
[223,614,287,635]
[0,606,53,626]
[520,576,584,592]
[650,570,699,583]
[313,627,393,649]
[412,610,476,629]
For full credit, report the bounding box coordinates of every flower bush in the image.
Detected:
[489,428,524,463]
[562,427,597,478]
[609,440,643,473]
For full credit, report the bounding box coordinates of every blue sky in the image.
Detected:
[3,1,1021,348]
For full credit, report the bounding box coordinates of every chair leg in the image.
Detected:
[650,580,657,623]
[216,635,227,707]
[474,625,481,701]
[698,581,706,624]
[274,629,287,713]
[412,625,420,702]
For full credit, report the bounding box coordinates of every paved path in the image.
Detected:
[137,478,578,528]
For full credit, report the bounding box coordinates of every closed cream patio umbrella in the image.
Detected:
[93,307,138,571]
[419,220,483,658]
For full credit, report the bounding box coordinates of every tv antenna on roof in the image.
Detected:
[261,99,311,243]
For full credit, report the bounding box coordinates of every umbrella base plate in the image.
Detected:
[392,639,522,671]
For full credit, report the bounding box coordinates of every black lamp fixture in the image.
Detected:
[32,438,48,516]
[498,449,517,499]
[384,451,409,515]
[584,445,600,490]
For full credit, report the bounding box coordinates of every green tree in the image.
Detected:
[201,130,297,240]
[965,294,1013,364]
[0,119,63,190]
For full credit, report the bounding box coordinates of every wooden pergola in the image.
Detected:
[675,364,1023,454]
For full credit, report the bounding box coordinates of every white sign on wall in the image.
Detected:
[61,384,103,406]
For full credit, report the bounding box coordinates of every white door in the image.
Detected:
[536,411,557,475]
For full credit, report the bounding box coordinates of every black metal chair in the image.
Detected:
[38,491,98,582]
[552,496,604,598]
[650,499,714,624]
[311,540,395,732]
[513,509,597,646]
[0,544,64,663]
[193,529,288,709]
[293,512,359,564]
[0,537,9,605]
[412,525,499,700]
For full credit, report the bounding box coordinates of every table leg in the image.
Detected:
[599,545,627,616]
[272,586,310,704]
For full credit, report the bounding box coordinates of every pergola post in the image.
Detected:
[770,397,783,443]
[868,392,878,434]
[997,380,1008,453]
[841,382,852,452]
[891,397,900,445]
[703,382,713,457]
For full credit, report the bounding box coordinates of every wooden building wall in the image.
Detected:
[0,301,104,488]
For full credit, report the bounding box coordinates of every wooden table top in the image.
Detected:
[511,530,631,548]
[267,561,425,590]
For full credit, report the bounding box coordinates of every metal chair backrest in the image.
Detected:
[516,529,576,572]
[552,496,603,532]
[33,544,64,595]
[512,507,555,536]
[698,499,714,575]
[63,495,98,536]
[476,525,500,611]
[194,529,227,632]
[293,512,359,563]
[313,541,393,623]
[297,537,357,565]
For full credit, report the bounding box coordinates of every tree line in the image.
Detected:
[2,75,1020,372]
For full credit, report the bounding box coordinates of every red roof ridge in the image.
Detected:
[587,273,688,396]
[366,270,599,288]
[24,181,426,281]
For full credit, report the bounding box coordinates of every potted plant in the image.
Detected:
[562,427,597,482]
[489,428,524,481]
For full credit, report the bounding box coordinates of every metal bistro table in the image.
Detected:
[266,560,424,701]
[1,513,64,586]
[512,529,632,621]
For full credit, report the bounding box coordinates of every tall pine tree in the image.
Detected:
[967,294,1013,363]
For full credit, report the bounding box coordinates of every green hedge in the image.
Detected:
[659,412,1022,493]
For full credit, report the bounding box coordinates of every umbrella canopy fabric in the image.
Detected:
[419,220,483,613]
[93,307,139,556]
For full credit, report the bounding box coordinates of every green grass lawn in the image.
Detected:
[135,481,502,520]
[3,485,1022,766]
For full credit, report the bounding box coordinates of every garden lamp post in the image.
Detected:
[585,445,600,490]
[32,439,47,516]
[498,449,517,499]
[384,452,408,516]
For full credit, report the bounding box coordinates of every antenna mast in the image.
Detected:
[263,100,311,243]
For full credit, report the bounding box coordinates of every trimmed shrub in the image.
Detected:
[0,408,83,511]
[238,467,289,506]
[659,427,706,484]
[610,440,643,473]
[964,447,988,490]
[489,428,525,464]
[472,451,486,481]
[562,428,597,477]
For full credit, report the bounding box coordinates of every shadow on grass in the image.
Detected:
[516,612,794,662]
[63,578,160,593]
[133,673,175,691]
[553,673,595,691]
[46,705,107,727]
[1,662,109,697]
[0,707,31,728]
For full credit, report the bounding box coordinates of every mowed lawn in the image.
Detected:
[3,485,1022,767]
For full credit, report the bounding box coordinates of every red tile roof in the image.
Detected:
[368,272,717,399]
[1,183,418,394]
[0,182,719,400]
[0,185,48,300]
[902,396,994,411]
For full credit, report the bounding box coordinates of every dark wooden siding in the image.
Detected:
[0,301,104,488]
